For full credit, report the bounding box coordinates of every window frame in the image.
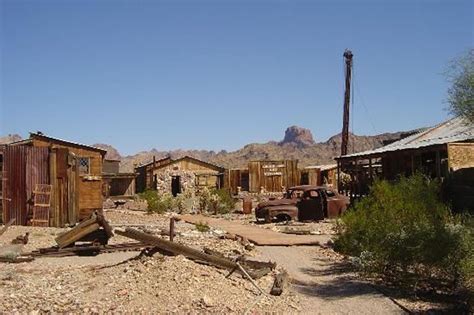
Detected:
[78,156,91,175]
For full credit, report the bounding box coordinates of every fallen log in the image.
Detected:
[270,270,288,296]
[116,228,267,279]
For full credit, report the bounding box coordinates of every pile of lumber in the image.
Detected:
[55,211,114,248]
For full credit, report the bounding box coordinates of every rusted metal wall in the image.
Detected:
[2,146,27,225]
[26,147,50,223]
[2,146,49,225]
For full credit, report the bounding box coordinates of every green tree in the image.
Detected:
[446,49,474,122]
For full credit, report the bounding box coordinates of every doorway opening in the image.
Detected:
[171,176,181,197]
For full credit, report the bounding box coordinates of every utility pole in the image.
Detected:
[341,49,353,156]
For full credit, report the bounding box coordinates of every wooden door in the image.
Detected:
[67,153,78,225]
[171,176,181,197]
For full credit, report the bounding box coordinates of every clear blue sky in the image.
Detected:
[1,0,472,155]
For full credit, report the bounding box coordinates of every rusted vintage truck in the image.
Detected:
[255,185,350,223]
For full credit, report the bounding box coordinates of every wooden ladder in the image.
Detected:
[31,184,52,227]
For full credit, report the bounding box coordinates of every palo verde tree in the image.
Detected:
[446,49,474,122]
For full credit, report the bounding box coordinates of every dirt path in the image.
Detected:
[179,214,331,245]
[256,246,405,314]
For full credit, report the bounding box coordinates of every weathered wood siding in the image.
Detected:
[225,169,249,195]
[32,138,103,220]
[248,160,299,193]
[104,176,135,197]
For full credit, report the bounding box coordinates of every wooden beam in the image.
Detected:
[116,228,266,279]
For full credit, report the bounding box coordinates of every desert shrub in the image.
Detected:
[198,187,212,212]
[195,221,210,233]
[139,190,173,214]
[211,188,235,214]
[173,193,187,213]
[197,187,235,214]
[334,174,468,289]
[459,216,474,305]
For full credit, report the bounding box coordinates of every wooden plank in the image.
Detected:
[116,228,266,279]
[56,223,100,249]
[49,150,59,227]
[55,212,99,247]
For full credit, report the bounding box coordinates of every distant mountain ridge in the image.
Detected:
[96,126,411,172]
[0,127,411,172]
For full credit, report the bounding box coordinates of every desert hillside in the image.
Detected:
[0,127,413,172]
[94,126,413,172]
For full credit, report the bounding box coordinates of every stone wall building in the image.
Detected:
[135,156,225,196]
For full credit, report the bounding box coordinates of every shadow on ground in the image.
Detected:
[292,258,376,300]
[294,255,470,314]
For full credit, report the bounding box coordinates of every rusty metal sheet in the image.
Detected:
[26,147,50,222]
[2,146,27,225]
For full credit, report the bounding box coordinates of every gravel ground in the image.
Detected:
[0,210,299,313]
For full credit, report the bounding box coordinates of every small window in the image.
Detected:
[308,190,320,198]
[325,190,336,197]
[197,175,208,186]
[78,157,90,175]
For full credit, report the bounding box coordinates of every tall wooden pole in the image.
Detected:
[341,49,353,157]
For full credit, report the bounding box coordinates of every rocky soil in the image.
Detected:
[0,210,299,313]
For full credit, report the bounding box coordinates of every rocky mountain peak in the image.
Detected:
[280,126,315,147]
[0,134,22,145]
[92,143,122,160]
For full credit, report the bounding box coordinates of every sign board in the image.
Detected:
[262,163,285,177]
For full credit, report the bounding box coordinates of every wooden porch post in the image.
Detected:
[435,150,441,179]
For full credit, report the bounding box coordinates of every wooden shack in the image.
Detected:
[335,117,474,210]
[225,160,299,194]
[135,156,225,196]
[225,168,250,195]
[102,159,136,198]
[1,132,106,226]
[300,164,338,189]
[248,160,299,193]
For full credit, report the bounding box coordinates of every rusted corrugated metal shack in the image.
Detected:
[335,117,474,210]
[1,132,106,226]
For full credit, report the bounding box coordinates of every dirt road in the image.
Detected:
[179,214,331,245]
[257,246,405,314]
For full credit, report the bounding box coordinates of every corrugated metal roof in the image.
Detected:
[305,164,338,171]
[337,117,474,159]
[29,132,107,154]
